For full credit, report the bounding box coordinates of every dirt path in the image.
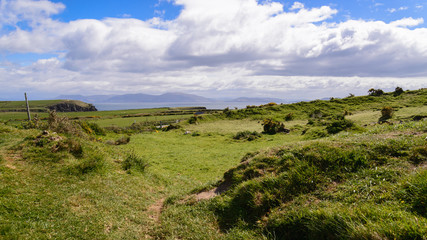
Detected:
[147,198,165,222]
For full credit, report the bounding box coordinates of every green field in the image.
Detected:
[0,89,426,239]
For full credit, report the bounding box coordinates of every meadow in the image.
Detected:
[0,88,426,239]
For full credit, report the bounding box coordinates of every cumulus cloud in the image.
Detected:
[290,2,304,10]
[0,0,64,27]
[0,0,427,99]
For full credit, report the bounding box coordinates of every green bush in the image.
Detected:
[400,170,427,217]
[326,118,355,134]
[233,131,261,141]
[122,152,148,173]
[188,116,203,124]
[106,136,131,145]
[77,121,106,136]
[69,153,105,175]
[47,110,83,136]
[379,106,393,123]
[285,113,294,121]
[164,124,181,131]
[303,128,328,139]
[409,146,427,164]
[56,137,83,158]
[262,119,289,134]
[368,88,384,96]
[394,86,404,96]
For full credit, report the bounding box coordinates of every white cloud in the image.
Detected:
[390,17,424,27]
[290,2,304,10]
[387,8,396,13]
[0,0,427,99]
[0,0,65,27]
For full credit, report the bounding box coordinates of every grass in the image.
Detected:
[92,113,193,127]
[0,88,426,239]
[158,121,427,239]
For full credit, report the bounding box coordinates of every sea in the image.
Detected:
[93,101,284,111]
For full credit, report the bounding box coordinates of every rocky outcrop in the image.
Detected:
[48,102,97,112]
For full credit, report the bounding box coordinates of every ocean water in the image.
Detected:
[93,101,279,111]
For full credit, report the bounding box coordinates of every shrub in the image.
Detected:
[400,170,427,217]
[77,121,106,136]
[122,152,148,173]
[303,128,329,139]
[164,124,181,131]
[191,131,201,137]
[309,109,324,119]
[188,116,202,124]
[326,118,355,134]
[263,102,277,107]
[46,110,83,136]
[69,153,105,175]
[284,113,294,121]
[409,146,427,164]
[262,119,289,134]
[233,131,261,141]
[394,86,404,96]
[115,136,131,145]
[379,106,393,123]
[368,88,384,96]
[56,137,83,158]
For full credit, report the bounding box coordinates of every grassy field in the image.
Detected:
[0,89,426,239]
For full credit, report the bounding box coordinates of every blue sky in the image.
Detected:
[0,0,426,100]
[44,0,427,26]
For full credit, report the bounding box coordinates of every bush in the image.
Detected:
[164,124,181,131]
[394,86,404,96]
[379,106,393,123]
[326,118,355,134]
[188,116,202,124]
[233,131,261,141]
[77,121,106,136]
[46,110,83,136]
[122,152,148,173]
[69,153,105,175]
[56,137,83,158]
[285,113,294,121]
[116,136,131,145]
[309,109,325,119]
[400,170,427,217]
[262,119,289,134]
[368,88,384,96]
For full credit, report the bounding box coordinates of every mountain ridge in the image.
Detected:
[56,92,288,104]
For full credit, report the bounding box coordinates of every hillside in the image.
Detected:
[0,100,97,112]
[56,92,214,103]
[0,88,425,239]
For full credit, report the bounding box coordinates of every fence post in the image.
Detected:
[25,92,31,121]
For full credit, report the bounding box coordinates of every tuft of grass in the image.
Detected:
[122,152,148,173]
[67,152,106,175]
[233,131,262,141]
[400,169,427,217]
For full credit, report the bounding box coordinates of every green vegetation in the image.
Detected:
[0,88,426,239]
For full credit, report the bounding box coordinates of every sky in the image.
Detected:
[0,0,426,101]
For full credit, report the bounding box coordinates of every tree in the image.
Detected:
[393,86,404,96]
[368,88,384,96]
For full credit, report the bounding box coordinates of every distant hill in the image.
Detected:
[230,97,285,103]
[0,100,97,112]
[57,92,213,103]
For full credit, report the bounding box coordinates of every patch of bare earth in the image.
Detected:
[2,150,22,170]
[194,181,231,201]
[147,198,165,222]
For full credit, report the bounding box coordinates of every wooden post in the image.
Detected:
[24,92,31,121]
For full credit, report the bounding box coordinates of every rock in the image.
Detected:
[48,101,97,112]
